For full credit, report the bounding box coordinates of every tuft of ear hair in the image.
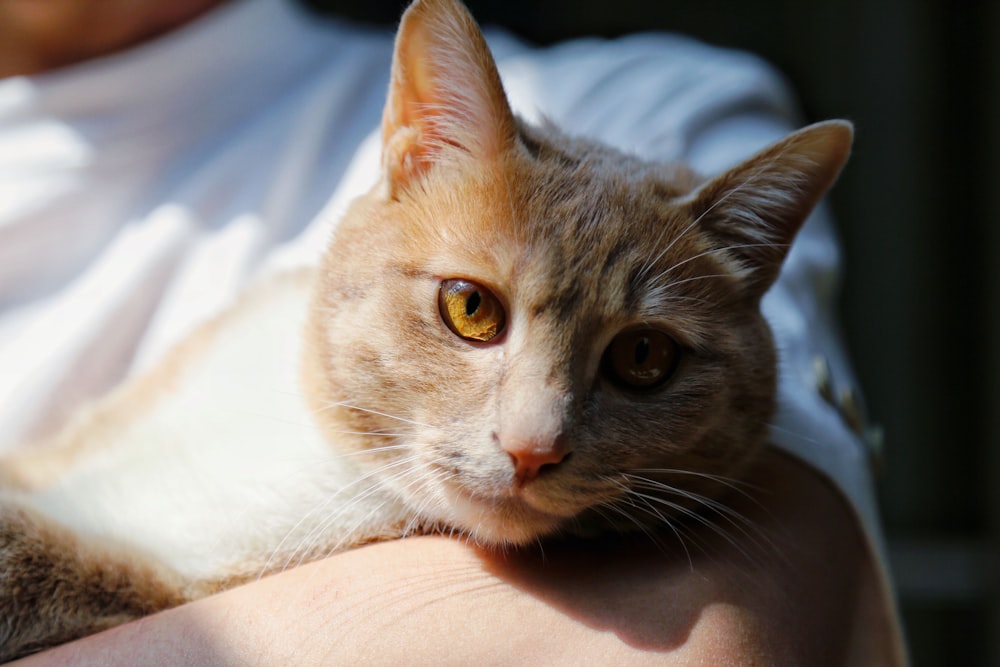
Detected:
[381,0,517,197]
[685,120,853,297]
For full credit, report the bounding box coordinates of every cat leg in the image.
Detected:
[0,502,188,662]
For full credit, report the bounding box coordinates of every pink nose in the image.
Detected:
[501,435,571,486]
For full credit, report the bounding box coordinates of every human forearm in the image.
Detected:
[11,450,899,666]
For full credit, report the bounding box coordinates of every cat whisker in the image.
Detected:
[397,464,458,540]
[635,211,707,284]
[647,241,790,287]
[624,473,760,531]
[645,293,715,308]
[266,454,427,576]
[619,474,776,567]
[293,453,458,567]
[636,167,757,283]
[596,488,692,568]
[313,400,435,430]
[254,444,445,579]
[653,272,736,292]
[630,481,759,542]
[637,148,800,285]
[324,430,416,439]
[328,442,414,459]
[601,478,682,538]
[626,467,763,498]
[619,485,754,564]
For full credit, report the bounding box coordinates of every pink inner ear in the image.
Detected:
[380,0,517,192]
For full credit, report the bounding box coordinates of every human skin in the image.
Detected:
[9,449,902,665]
[0,0,227,78]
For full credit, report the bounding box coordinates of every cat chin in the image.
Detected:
[433,485,569,547]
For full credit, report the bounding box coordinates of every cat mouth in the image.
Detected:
[443,484,571,545]
[414,460,578,544]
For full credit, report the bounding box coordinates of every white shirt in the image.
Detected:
[0,0,887,591]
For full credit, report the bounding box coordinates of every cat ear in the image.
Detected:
[685,120,853,297]
[381,0,518,196]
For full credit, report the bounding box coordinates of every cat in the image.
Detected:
[0,0,852,660]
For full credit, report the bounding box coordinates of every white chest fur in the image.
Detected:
[17,274,408,582]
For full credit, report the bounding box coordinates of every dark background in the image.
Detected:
[306,1,998,663]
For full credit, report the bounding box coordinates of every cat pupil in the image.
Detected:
[634,337,650,365]
[466,291,481,317]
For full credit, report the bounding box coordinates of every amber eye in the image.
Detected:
[438,279,506,342]
[602,329,679,389]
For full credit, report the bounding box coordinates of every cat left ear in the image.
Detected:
[686,120,853,297]
[381,0,518,197]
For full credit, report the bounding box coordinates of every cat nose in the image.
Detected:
[500,433,571,486]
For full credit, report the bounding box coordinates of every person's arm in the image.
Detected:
[0,0,223,78]
[11,448,901,666]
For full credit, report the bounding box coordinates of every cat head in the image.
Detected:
[306,0,852,546]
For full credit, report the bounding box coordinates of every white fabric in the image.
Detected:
[0,0,887,586]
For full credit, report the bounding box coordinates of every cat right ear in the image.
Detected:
[685,120,853,298]
[380,0,518,198]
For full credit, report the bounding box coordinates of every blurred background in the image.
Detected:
[307,1,995,663]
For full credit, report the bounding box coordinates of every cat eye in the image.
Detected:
[438,279,506,342]
[602,328,679,390]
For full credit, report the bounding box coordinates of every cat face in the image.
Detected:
[305,0,852,546]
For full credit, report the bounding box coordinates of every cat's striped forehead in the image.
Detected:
[400,129,734,351]
[507,129,726,342]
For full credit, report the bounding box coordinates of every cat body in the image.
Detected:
[0,0,852,659]
[2,274,407,585]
